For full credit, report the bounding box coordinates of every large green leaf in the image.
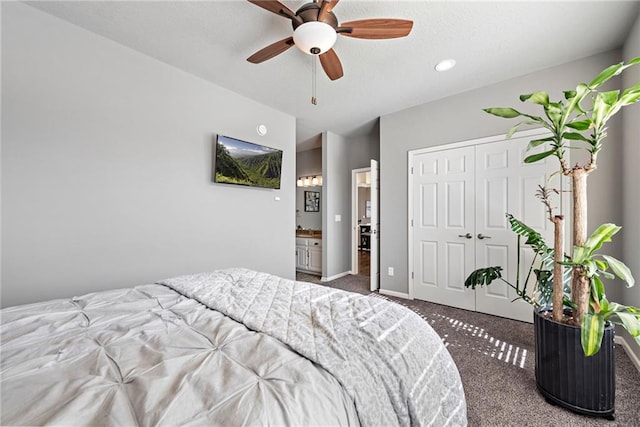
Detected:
[545,102,564,126]
[506,121,546,138]
[583,223,620,255]
[589,62,625,87]
[602,255,635,287]
[592,93,614,128]
[464,267,503,289]
[591,275,606,302]
[562,132,590,142]
[600,90,620,106]
[618,90,640,108]
[526,137,555,150]
[581,313,605,356]
[520,91,550,106]
[628,56,640,66]
[565,119,592,131]
[563,83,591,118]
[615,311,640,343]
[524,149,556,163]
[483,107,522,118]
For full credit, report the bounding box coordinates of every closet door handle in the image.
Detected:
[458,233,472,239]
[477,234,492,240]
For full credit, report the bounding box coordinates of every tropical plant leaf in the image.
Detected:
[464,267,503,289]
[562,132,590,142]
[602,255,635,287]
[483,107,522,118]
[582,223,620,256]
[544,102,563,126]
[600,90,620,106]
[629,56,640,65]
[593,93,614,127]
[563,83,591,118]
[524,149,555,163]
[591,275,606,303]
[565,118,592,131]
[618,90,640,108]
[589,62,625,87]
[615,311,640,342]
[520,91,550,106]
[526,137,555,150]
[581,313,605,356]
[506,121,544,138]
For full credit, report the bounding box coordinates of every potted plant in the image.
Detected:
[465,57,640,418]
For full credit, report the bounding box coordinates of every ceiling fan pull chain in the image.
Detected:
[311,55,318,105]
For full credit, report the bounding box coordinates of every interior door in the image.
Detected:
[474,136,561,322]
[370,159,379,291]
[411,146,476,310]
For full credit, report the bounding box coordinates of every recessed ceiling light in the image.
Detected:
[435,59,456,72]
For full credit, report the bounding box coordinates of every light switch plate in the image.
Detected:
[335,215,341,222]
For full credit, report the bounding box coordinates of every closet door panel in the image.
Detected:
[412,146,475,310]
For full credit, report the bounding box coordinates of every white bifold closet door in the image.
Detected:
[410,131,563,323]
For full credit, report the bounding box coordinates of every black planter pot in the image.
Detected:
[534,309,616,420]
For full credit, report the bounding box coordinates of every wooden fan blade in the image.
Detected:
[247,37,295,63]
[319,49,343,81]
[338,19,413,39]
[318,0,340,22]
[248,0,297,20]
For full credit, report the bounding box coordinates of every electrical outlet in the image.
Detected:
[388,267,394,276]
[335,214,341,222]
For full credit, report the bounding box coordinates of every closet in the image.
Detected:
[408,129,567,322]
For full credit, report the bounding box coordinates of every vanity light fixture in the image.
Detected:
[297,175,323,187]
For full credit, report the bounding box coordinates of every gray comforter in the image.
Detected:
[1,268,466,426]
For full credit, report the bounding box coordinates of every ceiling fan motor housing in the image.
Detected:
[293,3,338,29]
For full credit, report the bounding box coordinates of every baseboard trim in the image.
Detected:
[615,335,640,373]
[379,289,412,300]
[321,271,351,282]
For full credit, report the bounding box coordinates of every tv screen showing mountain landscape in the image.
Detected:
[214,135,283,189]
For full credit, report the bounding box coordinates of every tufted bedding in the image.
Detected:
[1,268,467,426]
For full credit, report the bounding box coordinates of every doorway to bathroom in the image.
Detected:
[351,160,379,291]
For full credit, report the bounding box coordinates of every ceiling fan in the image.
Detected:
[247,0,413,81]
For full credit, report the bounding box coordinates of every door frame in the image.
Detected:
[351,167,370,275]
[407,128,553,299]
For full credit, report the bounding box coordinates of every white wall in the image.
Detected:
[380,50,626,296]
[1,3,296,307]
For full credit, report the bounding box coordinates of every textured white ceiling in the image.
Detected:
[25,1,640,149]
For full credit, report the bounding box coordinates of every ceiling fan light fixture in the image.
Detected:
[293,21,337,55]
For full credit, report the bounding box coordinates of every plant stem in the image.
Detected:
[552,215,564,322]
[572,168,589,325]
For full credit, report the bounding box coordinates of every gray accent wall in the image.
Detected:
[323,132,351,278]
[622,13,640,360]
[322,130,379,279]
[1,3,296,307]
[380,50,626,297]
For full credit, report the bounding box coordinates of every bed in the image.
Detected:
[1,268,467,426]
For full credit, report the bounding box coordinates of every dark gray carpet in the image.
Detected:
[297,273,640,426]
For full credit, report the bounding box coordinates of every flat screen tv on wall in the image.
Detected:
[213,134,283,189]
